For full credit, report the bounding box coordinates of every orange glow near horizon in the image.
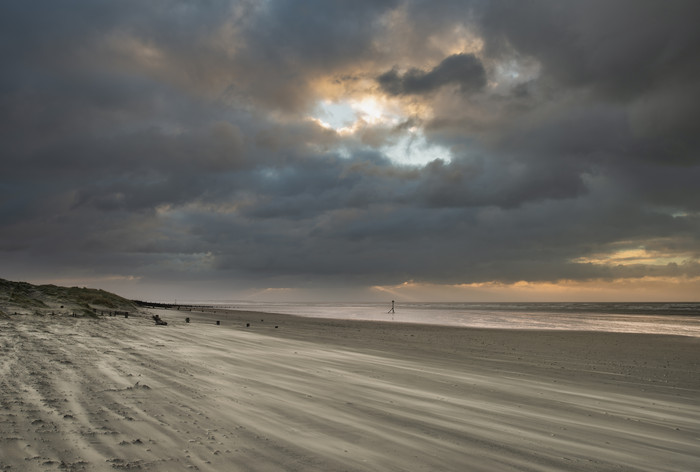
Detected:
[572,247,691,266]
[371,276,700,302]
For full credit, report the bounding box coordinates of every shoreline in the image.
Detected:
[163,307,700,389]
[1,309,699,471]
[141,301,700,338]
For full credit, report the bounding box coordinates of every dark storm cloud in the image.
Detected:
[474,0,700,98]
[378,53,486,96]
[1,0,699,297]
[233,0,400,111]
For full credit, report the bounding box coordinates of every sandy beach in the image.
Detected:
[1,308,699,471]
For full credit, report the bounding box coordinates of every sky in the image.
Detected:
[2,1,700,303]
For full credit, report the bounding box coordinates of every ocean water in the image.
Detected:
[209,301,700,337]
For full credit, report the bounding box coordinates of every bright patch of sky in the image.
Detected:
[315,100,356,129]
[313,99,452,166]
[382,131,452,166]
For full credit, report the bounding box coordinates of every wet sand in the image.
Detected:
[1,308,698,471]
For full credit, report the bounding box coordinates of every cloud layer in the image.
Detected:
[378,53,487,95]
[1,0,699,300]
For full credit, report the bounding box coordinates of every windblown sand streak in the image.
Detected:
[1,309,698,471]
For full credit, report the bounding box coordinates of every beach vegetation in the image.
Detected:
[0,278,138,317]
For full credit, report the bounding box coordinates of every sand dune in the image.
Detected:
[1,309,698,471]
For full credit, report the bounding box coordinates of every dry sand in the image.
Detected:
[1,308,698,471]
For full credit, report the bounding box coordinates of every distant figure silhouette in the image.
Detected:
[388,300,395,314]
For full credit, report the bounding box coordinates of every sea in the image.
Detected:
[198,301,700,338]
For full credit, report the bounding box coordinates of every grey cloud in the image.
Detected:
[378,53,486,96]
[243,0,398,68]
[471,1,700,98]
[412,156,588,210]
[1,0,700,298]
[403,1,700,163]
[234,0,400,111]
